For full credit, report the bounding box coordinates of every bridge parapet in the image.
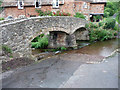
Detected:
[0,16,89,59]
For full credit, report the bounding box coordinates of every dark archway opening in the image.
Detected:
[73,27,90,47]
[49,31,71,48]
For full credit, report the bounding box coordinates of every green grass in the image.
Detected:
[2,45,12,54]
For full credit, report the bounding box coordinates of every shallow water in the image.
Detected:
[68,38,120,57]
[32,38,120,57]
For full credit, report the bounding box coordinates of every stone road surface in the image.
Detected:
[1,51,118,88]
[60,53,119,88]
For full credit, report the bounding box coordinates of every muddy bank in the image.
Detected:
[2,58,35,72]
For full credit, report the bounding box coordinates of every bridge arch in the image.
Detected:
[73,27,89,41]
[0,16,89,59]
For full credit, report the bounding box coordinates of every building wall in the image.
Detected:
[2,6,39,19]
[90,4,105,14]
[73,1,90,20]
[0,1,105,20]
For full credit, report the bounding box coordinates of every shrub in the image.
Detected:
[99,21,105,27]
[74,12,86,19]
[89,28,117,42]
[104,11,110,18]
[93,15,101,22]
[60,47,67,51]
[104,2,116,18]
[104,8,114,17]
[31,35,48,49]
[103,18,116,29]
[116,12,120,24]
[0,18,4,21]
[114,24,120,31]
[85,22,98,29]
[99,18,116,29]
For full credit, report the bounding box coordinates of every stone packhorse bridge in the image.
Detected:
[0,16,89,59]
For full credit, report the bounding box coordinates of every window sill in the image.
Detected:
[52,7,60,9]
[18,8,24,10]
[35,7,41,9]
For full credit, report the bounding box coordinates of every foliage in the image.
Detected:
[103,18,116,29]
[2,45,12,54]
[74,12,86,19]
[98,18,116,29]
[0,17,4,20]
[93,15,101,22]
[104,2,120,18]
[36,9,45,16]
[31,34,48,49]
[104,7,114,17]
[89,28,117,42]
[36,9,71,16]
[85,22,98,29]
[53,11,71,16]
[114,24,120,31]
[116,12,120,24]
[58,47,67,51]
[0,0,3,12]
[60,47,67,51]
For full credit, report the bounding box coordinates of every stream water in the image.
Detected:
[68,38,120,57]
[32,38,120,58]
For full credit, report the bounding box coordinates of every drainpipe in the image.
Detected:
[25,7,26,17]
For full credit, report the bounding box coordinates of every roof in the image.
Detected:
[74,0,93,3]
[1,0,106,7]
[91,0,107,3]
[1,0,53,7]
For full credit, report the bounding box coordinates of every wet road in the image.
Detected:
[60,52,119,88]
[2,39,119,88]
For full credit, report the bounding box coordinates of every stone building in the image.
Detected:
[0,0,106,20]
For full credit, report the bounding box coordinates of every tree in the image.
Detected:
[116,1,120,24]
[0,0,3,11]
[104,1,119,18]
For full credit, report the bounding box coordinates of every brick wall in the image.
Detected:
[90,4,105,14]
[2,6,39,18]
[0,1,105,20]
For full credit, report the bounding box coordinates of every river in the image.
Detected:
[32,38,120,59]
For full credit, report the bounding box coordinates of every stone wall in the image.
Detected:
[0,16,88,59]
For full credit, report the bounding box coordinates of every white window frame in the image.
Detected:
[60,0,64,4]
[35,0,41,8]
[18,0,24,9]
[83,2,87,8]
[62,0,64,4]
[53,0,59,8]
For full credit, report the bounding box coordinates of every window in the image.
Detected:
[18,0,24,9]
[53,0,59,8]
[83,2,87,8]
[35,0,41,8]
[59,0,64,4]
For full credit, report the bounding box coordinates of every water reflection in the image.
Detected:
[68,39,119,57]
[32,39,119,58]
